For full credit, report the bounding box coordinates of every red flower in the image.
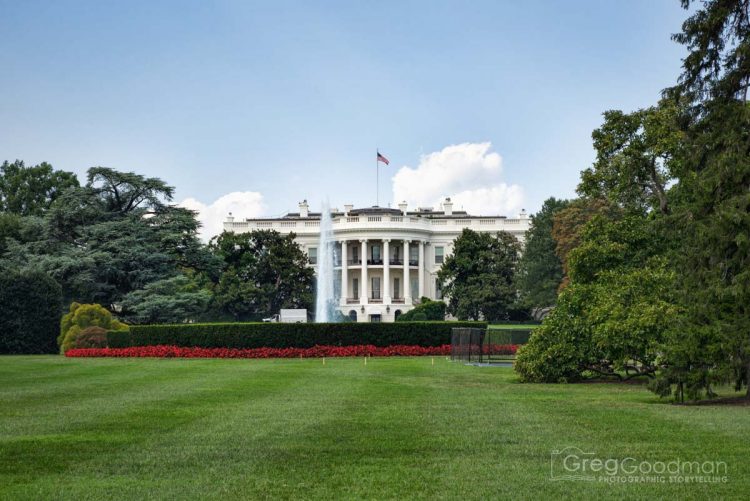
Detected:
[65,344,457,359]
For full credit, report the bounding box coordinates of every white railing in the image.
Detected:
[227,215,528,233]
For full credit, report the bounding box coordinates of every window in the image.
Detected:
[348,310,357,321]
[370,314,382,323]
[351,245,359,263]
[308,247,317,265]
[394,310,402,320]
[410,277,418,298]
[409,245,418,264]
[371,244,381,263]
[352,278,359,300]
[371,277,381,299]
[435,246,444,264]
[435,278,443,299]
[393,277,401,299]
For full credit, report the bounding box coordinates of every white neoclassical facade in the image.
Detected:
[223,198,530,322]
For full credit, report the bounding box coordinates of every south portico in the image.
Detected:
[337,237,429,322]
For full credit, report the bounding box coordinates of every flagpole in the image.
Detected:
[376,149,379,207]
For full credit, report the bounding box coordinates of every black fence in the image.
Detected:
[451,328,518,364]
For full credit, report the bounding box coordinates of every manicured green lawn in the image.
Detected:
[488,323,540,330]
[1,356,747,500]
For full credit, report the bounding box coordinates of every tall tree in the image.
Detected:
[437,229,520,322]
[579,100,683,215]
[653,0,750,400]
[210,230,314,320]
[0,160,79,216]
[517,197,569,309]
[0,167,217,317]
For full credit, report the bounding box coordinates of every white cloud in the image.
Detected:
[391,142,524,216]
[179,191,266,241]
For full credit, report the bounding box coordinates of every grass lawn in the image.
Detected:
[488,324,540,330]
[1,356,748,500]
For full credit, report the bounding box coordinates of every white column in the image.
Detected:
[340,240,348,306]
[383,239,391,304]
[418,240,425,299]
[403,240,411,304]
[360,239,368,305]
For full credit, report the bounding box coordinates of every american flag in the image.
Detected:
[377,151,390,165]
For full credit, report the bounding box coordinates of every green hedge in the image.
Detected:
[486,329,534,345]
[107,321,487,349]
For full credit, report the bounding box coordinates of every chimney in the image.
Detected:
[398,201,408,214]
[299,199,309,218]
[443,197,453,216]
[344,204,353,215]
[226,212,235,223]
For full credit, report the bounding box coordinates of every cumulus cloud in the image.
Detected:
[179,191,266,241]
[391,142,523,216]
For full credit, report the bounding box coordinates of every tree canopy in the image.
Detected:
[437,229,520,322]
[516,197,569,310]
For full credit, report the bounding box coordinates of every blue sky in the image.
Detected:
[1,0,689,236]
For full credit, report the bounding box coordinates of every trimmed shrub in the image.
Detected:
[59,303,128,354]
[396,298,446,321]
[107,321,487,349]
[75,326,109,349]
[0,270,62,354]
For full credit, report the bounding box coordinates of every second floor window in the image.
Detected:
[435,246,444,264]
[371,245,381,262]
[309,247,317,265]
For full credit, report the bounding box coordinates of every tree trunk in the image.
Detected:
[648,158,670,215]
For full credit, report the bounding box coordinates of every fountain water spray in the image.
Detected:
[315,201,338,322]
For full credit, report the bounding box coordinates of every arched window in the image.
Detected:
[348,310,357,322]
[394,310,402,321]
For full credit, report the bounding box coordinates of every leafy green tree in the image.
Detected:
[0,160,79,216]
[649,0,750,400]
[579,101,683,215]
[0,270,62,354]
[516,197,569,309]
[210,230,314,320]
[437,229,520,322]
[120,275,212,324]
[397,297,446,321]
[516,215,675,382]
[1,166,219,314]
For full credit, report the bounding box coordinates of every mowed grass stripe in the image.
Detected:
[1,357,749,500]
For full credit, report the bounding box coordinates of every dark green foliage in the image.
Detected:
[516,214,676,383]
[0,270,62,353]
[396,298,446,321]
[210,230,314,320]
[578,102,682,215]
[120,276,212,324]
[516,197,569,309]
[107,321,486,349]
[437,229,520,322]
[0,160,79,216]
[646,0,750,400]
[0,166,218,316]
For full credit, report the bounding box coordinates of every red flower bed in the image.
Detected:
[65,344,457,359]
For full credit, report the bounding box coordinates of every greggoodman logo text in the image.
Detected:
[550,447,729,484]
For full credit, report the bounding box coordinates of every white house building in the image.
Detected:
[223,198,530,322]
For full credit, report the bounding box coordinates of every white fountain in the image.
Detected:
[315,201,338,322]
